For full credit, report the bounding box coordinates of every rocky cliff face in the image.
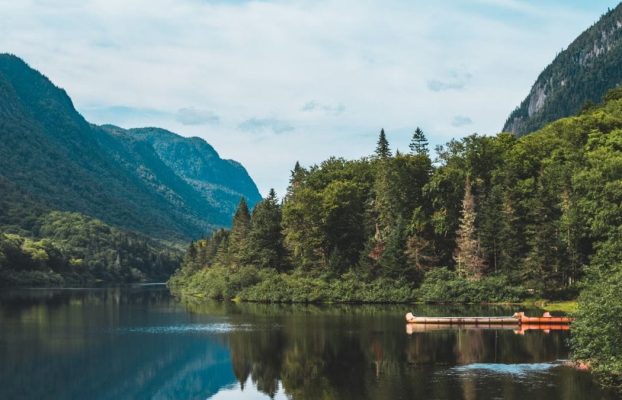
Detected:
[504,4,622,136]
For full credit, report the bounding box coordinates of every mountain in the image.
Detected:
[0,54,261,240]
[503,4,622,136]
[0,54,261,285]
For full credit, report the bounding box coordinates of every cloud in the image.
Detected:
[238,117,294,134]
[427,80,465,92]
[176,107,220,125]
[81,105,167,125]
[427,71,473,92]
[301,101,346,116]
[1,0,616,196]
[451,115,473,127]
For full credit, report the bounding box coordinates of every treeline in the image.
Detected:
[171,88,622,388]
[0,211,181,286]
[172,88,622,302]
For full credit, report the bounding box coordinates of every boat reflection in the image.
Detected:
[406,323,570,335]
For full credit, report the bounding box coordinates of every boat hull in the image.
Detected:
[405,312,573,325]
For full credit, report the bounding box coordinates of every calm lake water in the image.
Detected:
[0,285,616,400]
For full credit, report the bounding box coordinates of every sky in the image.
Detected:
[1,0,620,196]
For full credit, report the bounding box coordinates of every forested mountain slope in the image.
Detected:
[504,3,622,135]
[0,54,261,240]
[0,54,261,285]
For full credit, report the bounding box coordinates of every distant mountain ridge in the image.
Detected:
[504,3,622,136]
[0,53,261,241]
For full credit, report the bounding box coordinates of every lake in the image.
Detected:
[0,285,615,400]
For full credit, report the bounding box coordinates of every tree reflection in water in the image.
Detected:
[181,300,614,400]
[0,290,614,400]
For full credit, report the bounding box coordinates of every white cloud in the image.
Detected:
[238,117,294,134]
[0,0,618,196]
[451,115,473,127]
[301,100,346,116]
[176,108,220,126]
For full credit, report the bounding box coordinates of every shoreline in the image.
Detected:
[171,289,578,312]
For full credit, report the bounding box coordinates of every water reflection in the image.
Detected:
[0,288,616,400]
[0,287,237,400]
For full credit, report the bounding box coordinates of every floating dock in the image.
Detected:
[405,311,573,325]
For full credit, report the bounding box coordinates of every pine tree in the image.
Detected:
[286,161,306,198]
[375,129,392,159]
[409,127,429,156]
[380,216,409,278]
[243,189,287,271]
[229,198,251,266]
[405,207,437,275]
[523,185,564,291]
[453,177,486,280]
[213,232,231,266]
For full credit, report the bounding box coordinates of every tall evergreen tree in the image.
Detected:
[375,129,392,159]
[244,189,287,271]
[379,216,409,278]
[405,207,437,276]
[453,177,486,280]
[286,161,306,198]
[409,127,429,156]
[229,198,251,265]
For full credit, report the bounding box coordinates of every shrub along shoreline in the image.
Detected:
[168,265,527,304]
[169,90,622,391]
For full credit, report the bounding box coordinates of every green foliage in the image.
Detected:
[243,189,287,271]
[375,129,392,159]
[416,267,526,303]
[572,265,622,390]
[0,212,181,286]
[170,266,416,303]
[168,83,622,388]
[409,127,429,156]
[504,5,622,135]
[0,54,260,244]
[228,198,251,265]
[173,94,622,306]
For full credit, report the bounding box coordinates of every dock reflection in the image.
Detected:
[406,323,570,335]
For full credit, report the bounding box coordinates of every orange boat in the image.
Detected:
[513,312,573,324]
[405,311,573,325]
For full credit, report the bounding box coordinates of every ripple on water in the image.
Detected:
[118,323,254,334]
[447,360,566,377]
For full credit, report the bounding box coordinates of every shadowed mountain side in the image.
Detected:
[0,54,261,241]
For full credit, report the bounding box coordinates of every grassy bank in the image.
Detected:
[168,265,529,304]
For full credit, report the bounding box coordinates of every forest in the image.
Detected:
[170,87,622,388]
[0,211,181,286]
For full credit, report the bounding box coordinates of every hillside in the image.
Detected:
[503,3,622,135]
[171,87,622,302]
[0,54,261,240]
[0,54,261,285]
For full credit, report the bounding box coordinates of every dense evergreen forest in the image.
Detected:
[0,54,262,286]
[0,211,181,286]
[171,88,622,389]
[172,88,622,300]
[0,164,182,286]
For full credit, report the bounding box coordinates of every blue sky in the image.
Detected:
[1,0,620,196]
